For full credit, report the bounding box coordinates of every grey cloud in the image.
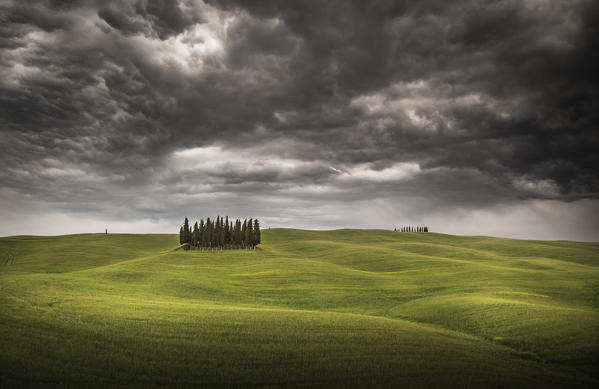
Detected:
[1,2,74,34]
[0,0,598,238]
[98,0,201,40]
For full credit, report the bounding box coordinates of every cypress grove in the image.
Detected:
[397,226,429,233]
[179,217,261,250]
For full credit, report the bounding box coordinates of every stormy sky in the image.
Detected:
[1,0,598,240]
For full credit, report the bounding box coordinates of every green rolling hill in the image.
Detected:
[1,229,598,388]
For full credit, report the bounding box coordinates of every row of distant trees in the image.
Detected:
[179,216,261,249]
[395,226,429,232]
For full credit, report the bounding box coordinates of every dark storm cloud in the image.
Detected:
[206,0,599,196]
[0,0,598,238]
[97,0,201,39]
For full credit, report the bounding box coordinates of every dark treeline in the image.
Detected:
[394,226,429,232]
[179,216,261,250]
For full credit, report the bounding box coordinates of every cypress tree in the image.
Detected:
[254,219,261,246]
[199,219,205,249]
[242,219,248,248]
[211,218,215,248]
[179,226,184,245]
[224,216,230,248]
[212,218,215,248]
[214,216,222,248]
[205,217,212,248]
[248,218,254,249]
[235,219,241,247]
[192,222,199,247]
[214,217,218,238]
[219,218,225,249]
[183,217,191,244]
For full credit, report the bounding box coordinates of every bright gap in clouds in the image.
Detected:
[171,145,421,183]
[2,195,597,242]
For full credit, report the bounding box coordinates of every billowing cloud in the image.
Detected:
[0,0,598,240]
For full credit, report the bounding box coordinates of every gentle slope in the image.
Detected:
[1,230,598,387]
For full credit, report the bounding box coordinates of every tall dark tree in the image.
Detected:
[218,217,225,248]
[192,222,199,247]
[215,216,221,248]
[183,217,191,244]
[199,219,205,249]
[247,218,254,248]
[236,219,242,247]
[254,219,261,246]
[224,216,230,248]
[205,217,212,248]
[242,219,248,248]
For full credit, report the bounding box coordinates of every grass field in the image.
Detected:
[1,229,598,388]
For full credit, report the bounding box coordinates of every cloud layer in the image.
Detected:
[1,0,598,239]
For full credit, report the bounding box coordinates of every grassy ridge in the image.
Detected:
[1,229,598,388]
